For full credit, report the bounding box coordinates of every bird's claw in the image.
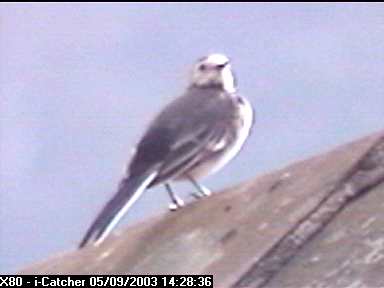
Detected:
[200,187,212,196]
[191,188,212,200]
[168,198,185,211]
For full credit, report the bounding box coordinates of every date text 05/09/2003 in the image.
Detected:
[0,275,213,288]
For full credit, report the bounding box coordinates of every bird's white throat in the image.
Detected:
[221,65,236,93]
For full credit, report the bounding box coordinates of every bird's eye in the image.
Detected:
[199,64,207,71]
[216,62,228,69]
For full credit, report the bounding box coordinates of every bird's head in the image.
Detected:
[190,53,236,93]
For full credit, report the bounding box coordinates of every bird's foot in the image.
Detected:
[168,197,185,211]
[191,186,212,199]
[200,186,212,197]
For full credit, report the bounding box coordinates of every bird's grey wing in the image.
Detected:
[153,123,227,183]
[80,99,228,247]
[128,95,230,185]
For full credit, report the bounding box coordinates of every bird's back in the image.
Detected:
[128,86,238,182]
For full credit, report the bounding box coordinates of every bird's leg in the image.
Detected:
[187,175,212,199]
[165,183,185,211]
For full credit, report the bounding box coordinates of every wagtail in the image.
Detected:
[79,54,254,248]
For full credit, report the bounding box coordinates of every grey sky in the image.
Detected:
[1,3,383,273]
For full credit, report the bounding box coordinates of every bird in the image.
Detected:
[79,53,254,248]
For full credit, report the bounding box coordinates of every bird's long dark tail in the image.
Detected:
[79,170,158,248]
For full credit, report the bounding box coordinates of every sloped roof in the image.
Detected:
[20,130,384,288]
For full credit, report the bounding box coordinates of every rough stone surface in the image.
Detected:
[235,133,384,288]
[266,181,384,288]
[19,130,384,288]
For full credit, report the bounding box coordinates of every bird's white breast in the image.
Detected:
[188,96,254,179]
[212,96,253,173]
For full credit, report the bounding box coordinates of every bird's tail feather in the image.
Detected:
[79,170,158,248]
